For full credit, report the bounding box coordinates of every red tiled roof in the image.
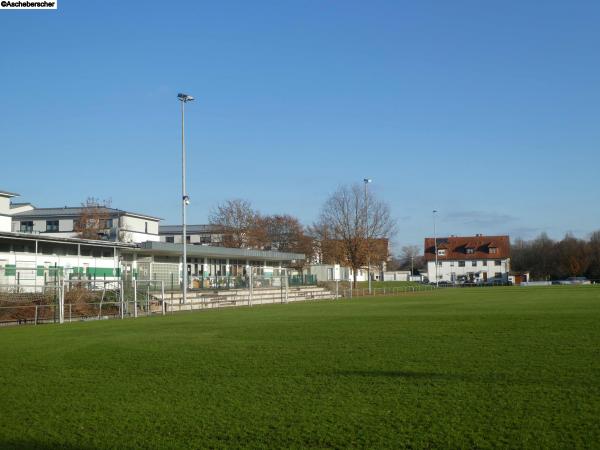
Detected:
[423,235,510,261]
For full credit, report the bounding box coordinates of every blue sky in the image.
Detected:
[1,0,599,252]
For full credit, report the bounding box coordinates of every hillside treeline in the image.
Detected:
[511,232,600,280]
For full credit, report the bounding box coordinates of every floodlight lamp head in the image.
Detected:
[183,195,190,205]
[177,93,194,102]
[363,178,372,184]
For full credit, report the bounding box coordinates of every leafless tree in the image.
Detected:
[74,197,112,240]
[208,199,261,248]
[312,183,395,286]
[398,245,423,274]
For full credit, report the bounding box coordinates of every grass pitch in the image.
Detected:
[1,287,599,449]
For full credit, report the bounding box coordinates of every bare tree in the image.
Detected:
[398,245,423,274]
[208,199,261,248]
[74,197,112,240]
[312,183,395,286]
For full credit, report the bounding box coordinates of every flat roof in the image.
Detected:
[159,224,223,234]
[0,231,136,248]
[0,190,19,198]
[137,241,304,261]
[13,207,161,221]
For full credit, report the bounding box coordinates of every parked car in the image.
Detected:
[566,277,591,285]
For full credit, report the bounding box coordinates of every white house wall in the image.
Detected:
[120,216,159,243]
[0,197,10,215]
[0,216,11,233]
[427,259,510,283]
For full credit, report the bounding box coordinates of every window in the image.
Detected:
[46,220,59,232]
[437,261,442,266]
[437,249,446,256]
[20,221,33,232]
[106,218,113,228]
[165,236,174,243]
[482,260,488,266]
[489,247,497,254]
[495,272,502,278]
[472,261,477,267]
[450,261,455,267]
[186,236,191,243]
[466,248,474,254]
[145,222,148,233]
[458,261,465,267]
[495,260,501,266]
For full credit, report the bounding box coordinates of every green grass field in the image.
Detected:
[356,280,420,289]
[1,287,599,449]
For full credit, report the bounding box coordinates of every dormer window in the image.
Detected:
[437,249,446,256]
[489,247,497,254]
[466,248,474,254]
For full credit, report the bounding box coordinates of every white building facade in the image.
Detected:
[424,235,510,284]
[159,224,224,246]
[11,207,160,243]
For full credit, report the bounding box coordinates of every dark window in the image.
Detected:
[482,260,488,266]
[495,272,502,278]
[495,260,501,266]
[186,236,191,243]
[472,261,477,267]
[46,220,59,232]
[145,222,148,233]
[165,236,175,243]
[458,261,465,267]
[20,221,33,232]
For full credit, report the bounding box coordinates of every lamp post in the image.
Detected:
[178,92,194,304]
[433,209,438,287]
[364,178,372,294]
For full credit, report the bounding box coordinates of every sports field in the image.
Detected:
[1,287,599,449]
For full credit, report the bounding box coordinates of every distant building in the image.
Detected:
[159,224,224,246]
[423,235,510,284]
[382,270,411,282]
[0,190,22,232]
[11,206,160,243]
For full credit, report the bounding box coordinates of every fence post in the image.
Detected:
[249,270,253,307]
[285,270,289,303]
[120,280,124,319]
[335,279,339,299]
[161,281,165,316]
[59,280,65,324]
[69,303,72,323]
[133,280,138,318]
[34,305,38,325]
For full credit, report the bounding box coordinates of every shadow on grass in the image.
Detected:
[0,440,96,450]
[335,370,456,380]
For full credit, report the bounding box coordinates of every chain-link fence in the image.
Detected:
[0,283,61,326]
[0,279,167,327]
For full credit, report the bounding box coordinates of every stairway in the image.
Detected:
[164,285,336,312]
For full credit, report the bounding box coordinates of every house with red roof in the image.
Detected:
[423,235,510,284]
